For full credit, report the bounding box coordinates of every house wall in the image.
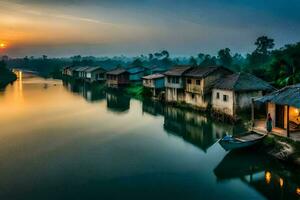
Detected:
[235,91,263,110]
[143,79,154,88]
[91,70,106,82]
[165,76,184,89]
[212,89,234,116]
[185,78,204,94]
[165,88,185,102]
[154,78,165,89]
[143,78,165,89]
[185,92,210,109]
[107,73,129,87]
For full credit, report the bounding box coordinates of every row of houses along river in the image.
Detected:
[0,70,299,199]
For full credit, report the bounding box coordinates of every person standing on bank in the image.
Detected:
[266,113,273,133]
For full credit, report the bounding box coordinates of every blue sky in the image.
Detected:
[1,0,300,57]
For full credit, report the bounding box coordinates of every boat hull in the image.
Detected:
[219,132,266,151]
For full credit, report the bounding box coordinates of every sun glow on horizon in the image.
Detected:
[0,43,7,49]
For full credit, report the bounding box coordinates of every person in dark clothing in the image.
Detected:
[266,113,272,133]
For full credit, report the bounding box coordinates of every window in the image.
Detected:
[191,93,195,99]
[223,95,228,102]
[175,77,179,84]
[196,79,201,85]
[187,79,192,84]
[168,77,171,83]
[216,92,220,99]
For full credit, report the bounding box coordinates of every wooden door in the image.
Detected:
[275,105,285,129]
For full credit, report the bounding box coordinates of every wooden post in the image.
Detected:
[287,105,290,138]
[251,98,255,128]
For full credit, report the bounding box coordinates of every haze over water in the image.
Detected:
[0,72,299,199]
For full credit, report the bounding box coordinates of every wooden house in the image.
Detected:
[84,67,106,82]
[73,66,90,80]
[142,73,165,97]
[253,83,300,140]
[212,72,274,119]
[164,66,193,102]
[106,69,130,88]
[62,66,72,76]
[127,66,147,83]
[184,66,232,109]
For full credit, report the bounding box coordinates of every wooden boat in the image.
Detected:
[219,131,266,151]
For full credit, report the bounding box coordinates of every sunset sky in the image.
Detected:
[1,0,300,57]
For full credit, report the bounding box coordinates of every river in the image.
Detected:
[0,72,299,200]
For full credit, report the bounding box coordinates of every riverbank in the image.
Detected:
[261,135,300,167]
[0,67,17,88]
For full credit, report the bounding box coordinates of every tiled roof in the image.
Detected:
[106,68,128,75]
[214,72,275,92]
[184,66,232,78]
[164,65,192,76]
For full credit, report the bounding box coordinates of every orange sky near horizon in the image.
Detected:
[1,0,300,57]
[0,1,160,56]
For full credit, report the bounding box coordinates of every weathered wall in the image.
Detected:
[185,78,204,94]
[212,89,234,116]
[185,92,210,109]
[235,91,263,110]
[166,88,185,102]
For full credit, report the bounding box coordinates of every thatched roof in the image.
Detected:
[214,72,274,92]
[255,83,300,108]
[184,66,232,78]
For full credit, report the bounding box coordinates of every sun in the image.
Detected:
[0,43,7,49]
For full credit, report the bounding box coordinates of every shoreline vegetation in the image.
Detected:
[3,36,300,90]
[0,61,17,89]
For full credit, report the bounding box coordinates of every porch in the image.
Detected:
[252,119,300,141]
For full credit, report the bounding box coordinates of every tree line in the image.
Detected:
[1,36,300,88]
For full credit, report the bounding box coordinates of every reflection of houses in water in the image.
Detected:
[214,150,300,200]
[163,106,216,152]
[142,99,164,117]
[106,91,130,113]
[63,80,105,102]
[163,106,246,152]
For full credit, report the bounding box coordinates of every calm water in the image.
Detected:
[0,72,300,200]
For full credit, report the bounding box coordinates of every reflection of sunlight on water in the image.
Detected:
[12,70,24,105]
[265,171,271,184]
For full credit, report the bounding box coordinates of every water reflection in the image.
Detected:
[106,90,130,113]
[1,73,300,199]
[214,149,300,200]
[63,80,106,102]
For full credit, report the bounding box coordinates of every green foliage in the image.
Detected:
[218,48,232,68]
[125,85,144,97]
